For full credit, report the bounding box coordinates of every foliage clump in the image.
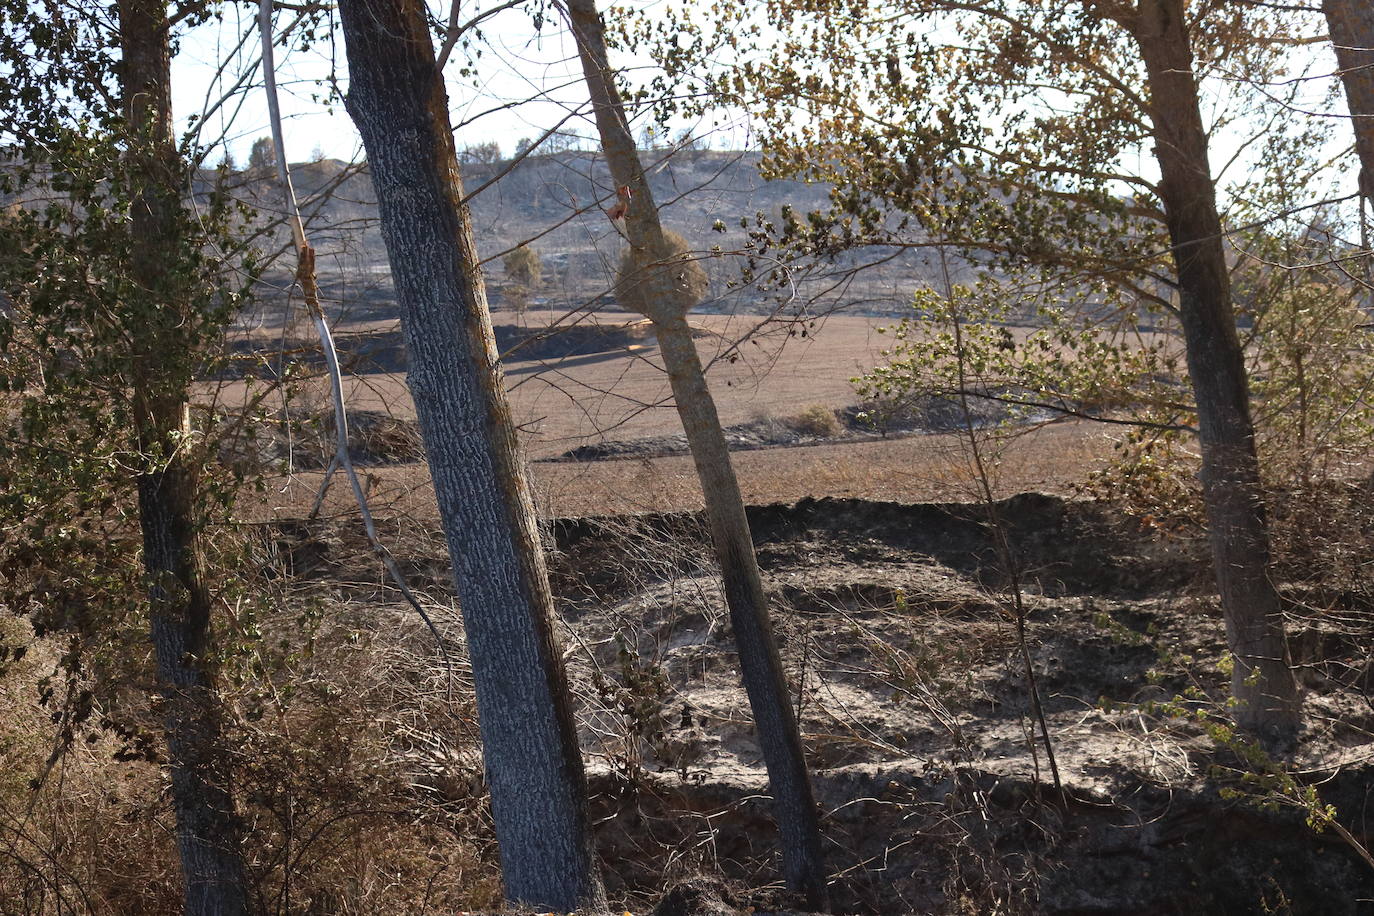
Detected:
[502,246,543,322]
[789,404,843,438]
[615,229,709,318]
[503,245,543,289]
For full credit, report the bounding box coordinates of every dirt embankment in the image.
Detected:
[273,493,1374,914]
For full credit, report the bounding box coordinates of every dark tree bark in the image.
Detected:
[1324,0,1374,203]
[1130,0,1300,736]
[565,0,829,906]
[118,0,251,912]
[335,0,605,910]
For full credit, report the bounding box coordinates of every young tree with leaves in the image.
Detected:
[565,0,829,905]
[1127,0,1300,735]
[688,0,1313,736]
[0,0,256,909]
[334,0,605,909]
[119,1,252,908]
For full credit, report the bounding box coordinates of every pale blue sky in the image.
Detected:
[171,0,731,166]
[168,0,1357,223]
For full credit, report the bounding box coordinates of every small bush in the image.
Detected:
[615,230,708,318]
[789,405,843,438]
[503,245,542,289]
[504,283,531,323]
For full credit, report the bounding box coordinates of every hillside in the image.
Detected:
[224,149,955,328]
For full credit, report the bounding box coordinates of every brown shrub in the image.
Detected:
[788,404,844,438]
[615,229,709,319]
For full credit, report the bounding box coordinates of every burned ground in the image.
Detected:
[268,492,1374,914]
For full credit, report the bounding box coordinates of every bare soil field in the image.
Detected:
[221,308,1122,521]
[215,311,902,459]
[260,420,1110,522]
[11,151,1369,916]
[194,198,1371,912]
[226,301,1374,913]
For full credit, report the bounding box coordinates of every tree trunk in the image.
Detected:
[335,0,604,910]
[653,313,830,907]
[118,0,251,912]
[1324,0,1374,203]
[1131,0,1300,737]
[565,0,829,905]
[136,410,250,916]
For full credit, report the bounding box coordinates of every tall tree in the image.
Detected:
[564,0,829,905]
[693,0,1305,735]
[0,0,255,908]
[119,1,253,909]
[1124,0,1298,733]
[334,0,605,909]
[1324,0,1374,203]
[75,0,259,909]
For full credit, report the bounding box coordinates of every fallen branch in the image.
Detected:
[258,0,456,694]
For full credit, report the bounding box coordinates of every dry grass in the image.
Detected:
[0,545,498,916]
